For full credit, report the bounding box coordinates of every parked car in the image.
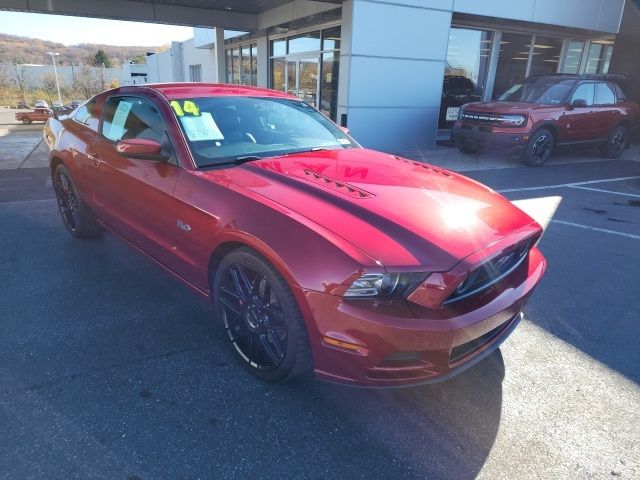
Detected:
[15,107,53,124]
[16,101,29,109]
[34,100,49,108]
[438,75,482,129]
[453,74,639,166]
[70,99,85,109]
[52,105,73,117]
[44,84,546,387]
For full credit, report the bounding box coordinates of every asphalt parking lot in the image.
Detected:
[0,128,639,479]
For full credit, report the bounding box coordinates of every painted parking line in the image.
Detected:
[550,219,640,240]
[498,175,640,193]
[0,198,56,206]
[567,185,640,199]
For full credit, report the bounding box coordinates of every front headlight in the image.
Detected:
[500,114,526,126]
[343,272,428,299]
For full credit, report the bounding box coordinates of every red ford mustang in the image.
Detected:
[44,83,546,387]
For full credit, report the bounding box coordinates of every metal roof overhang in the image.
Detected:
[0,0,342,30]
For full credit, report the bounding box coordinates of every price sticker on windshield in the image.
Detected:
[171,100,201,117]
[179,112,224,141]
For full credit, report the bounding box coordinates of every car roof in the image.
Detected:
[115,82,297,101]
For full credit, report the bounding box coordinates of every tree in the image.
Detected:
[91,49,112,68]
[129,54,146,65]
[108,78,120,89]
[0,61,9,88]
[73,65,100,98]
[42,72,57,93]
[10,57,27,101]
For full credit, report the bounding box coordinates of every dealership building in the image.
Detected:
[4,0,634,155]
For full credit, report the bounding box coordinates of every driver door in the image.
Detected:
[560,82,596,142]
[87,95,182,267]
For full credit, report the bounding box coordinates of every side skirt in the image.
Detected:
[96,219,211,301]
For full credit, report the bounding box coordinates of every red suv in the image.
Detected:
[453,74,638,166]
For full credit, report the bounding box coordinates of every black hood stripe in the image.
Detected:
[244,164,452,265]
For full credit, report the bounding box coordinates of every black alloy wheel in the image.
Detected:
[523,129,554,167]
[52,164,102,238]
[213,248,312,382]
[601,125,628,159]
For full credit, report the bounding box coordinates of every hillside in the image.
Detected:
[0,33,166,67]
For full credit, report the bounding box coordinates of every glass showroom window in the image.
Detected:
[528,36,563,76]
[492,33,532,99]
[225,43,258,86]
[440,28,493,128]
[562,40,585,74]
[584,41,614,74]
[269,25,341,121]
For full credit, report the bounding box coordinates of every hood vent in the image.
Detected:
[302,169,374,199]
[395,157,453,177]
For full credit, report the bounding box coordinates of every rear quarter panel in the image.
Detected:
[45,116,101,204]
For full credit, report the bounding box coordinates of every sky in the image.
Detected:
[0,11,194,46]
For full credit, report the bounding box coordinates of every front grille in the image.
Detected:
[444,238,533,305]
[458,111,504,126]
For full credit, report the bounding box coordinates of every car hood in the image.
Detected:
[462,101,559,114]
[201,149,537,270]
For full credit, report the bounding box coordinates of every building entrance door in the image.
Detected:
[285,55,320,108]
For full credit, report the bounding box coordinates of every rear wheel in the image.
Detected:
[600,124,628,159]
[52,164,103,238]
[522,129,554,167]
[212,248,312,382]
[22,118,32,124]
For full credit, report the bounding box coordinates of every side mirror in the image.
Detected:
[116,138,167,160]
[338,125,350,134]
[570,99,588,108]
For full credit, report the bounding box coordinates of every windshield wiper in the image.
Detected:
[281,147,333,156]
[198,155,262,169]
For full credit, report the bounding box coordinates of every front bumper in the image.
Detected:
[302,247,546,388]
[453,125,529,153]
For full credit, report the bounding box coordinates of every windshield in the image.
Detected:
[499,79,576,105]
[169,96,358,167]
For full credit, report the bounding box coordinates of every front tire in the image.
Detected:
[52,164,103,238]
[600,124,628,159]
[522,128,554,167]
[212,248,312,382]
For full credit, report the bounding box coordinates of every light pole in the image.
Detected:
[46,52,62,105]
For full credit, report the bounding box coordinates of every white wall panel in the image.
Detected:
[347,107,440,154]
[350,1,451,60]
[348,57,444,108]
[453,0,535,22]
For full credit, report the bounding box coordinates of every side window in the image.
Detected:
[571,83,595,106]
[613,83,627,102]
[101,96,167,144]
[595,82,616,105]
[72,100,98,131]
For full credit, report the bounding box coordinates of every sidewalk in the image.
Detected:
[407,142,640,172]
[0,128,47,170]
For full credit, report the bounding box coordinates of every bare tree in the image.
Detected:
[73,65,100,99]
[10,57,27,101]
[0,61,10,88]
[42,72,57,93]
